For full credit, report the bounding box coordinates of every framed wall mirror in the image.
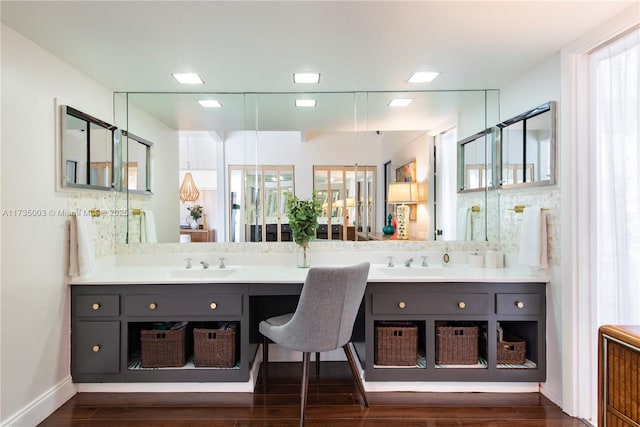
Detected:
[457,128,495,192]
[123,131,152,194]
[61,105,120,191]
[496,101,556,188]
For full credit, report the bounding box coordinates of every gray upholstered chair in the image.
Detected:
[259,262,370,426]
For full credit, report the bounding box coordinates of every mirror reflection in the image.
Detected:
[119,90,499,243]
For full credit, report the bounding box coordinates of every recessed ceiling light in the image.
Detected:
[408,71,440,83]
[388,98,413,107]
[198,100,222,108]
[293,73,320,84]
[296,99,317,107]
[171,73,204,85]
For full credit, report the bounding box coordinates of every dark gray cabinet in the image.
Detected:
[359,282,546,382]
[71,284,250,383]
[72,280,546,384]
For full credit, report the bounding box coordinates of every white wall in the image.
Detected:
[126,104,178,243]
[498,52,562,406]
[0,24,117,425]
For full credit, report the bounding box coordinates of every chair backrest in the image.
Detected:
[287,262,370,353]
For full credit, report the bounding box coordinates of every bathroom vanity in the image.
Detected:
[70,261,548,388]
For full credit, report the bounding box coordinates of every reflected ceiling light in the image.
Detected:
[172,73,204,84]
[388,98,413,107]
[295,99,317,107]
[408,71,440,83]
[198,100,222,108]
[293,73,320,84]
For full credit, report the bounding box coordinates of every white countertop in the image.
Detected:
[69,263,550,285]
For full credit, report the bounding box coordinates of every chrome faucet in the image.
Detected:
[404,257,414,267]
[421,256,429,267]
[387,256,395,268]
[184,258,192,269]
[218,257,226,269]
[200,260,209,269]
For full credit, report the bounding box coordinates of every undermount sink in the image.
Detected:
[170,268,236,279]
[377,266,452,276]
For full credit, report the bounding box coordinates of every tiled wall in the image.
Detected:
[72,187,559,267]
[67,191,128,258]
[498,186,560,266]
[125,193,152,244]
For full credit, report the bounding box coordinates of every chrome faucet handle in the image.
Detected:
[404,257,414,267]
[200,260,209,269]
[184,258,192,269]
[421,256,429,267]
[387,256,395,268]
[218,257,226,269]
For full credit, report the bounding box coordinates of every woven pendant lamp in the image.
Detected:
[180,136,200,202]
[179,171,200,202]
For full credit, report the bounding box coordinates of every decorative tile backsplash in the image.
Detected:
[70,186,559,268]
[497,187,560,266]
[126,194,152,244]
[67,191,127,259]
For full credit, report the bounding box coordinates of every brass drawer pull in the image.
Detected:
[210,302,218,310]
[516,301,525,309]
[149,303,157,310]
[398,302,406,309]
[458,301,466,309]
[92,303,100,311]
[92,345,101,353]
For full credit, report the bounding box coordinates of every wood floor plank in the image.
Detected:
[39,361,583,427]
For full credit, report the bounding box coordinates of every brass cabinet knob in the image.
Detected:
[398,301,406,309]
[92,303,100,311]
[92,345,101,353]
[149,303,157,310]
[210,302,217,310]
[516,301,525,309]
[458,301,466,309]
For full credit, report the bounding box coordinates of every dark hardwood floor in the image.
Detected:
[40,361,586,426]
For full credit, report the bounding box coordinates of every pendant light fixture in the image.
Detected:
[179,135,200,202]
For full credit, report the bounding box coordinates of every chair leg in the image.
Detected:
[315,352,320,378]
[262,336,269,392]
[300,352,311,427]
[343,344,369,407]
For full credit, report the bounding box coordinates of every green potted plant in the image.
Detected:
[285,190,322,268]
[187,204,203,229]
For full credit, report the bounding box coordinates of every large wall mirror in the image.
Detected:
[116,90,499,244]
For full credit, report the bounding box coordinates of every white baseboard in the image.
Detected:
[2,377,75,427]
[540,383,563,408]
[363,381,540,392]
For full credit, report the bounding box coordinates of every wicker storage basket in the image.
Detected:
[497,333,526,364]
[375,322,418,366]
[141,325,186,368]
[193,324,236,368]
[436,325,479,365]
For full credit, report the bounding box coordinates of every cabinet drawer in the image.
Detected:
[73,321,120,374]
[125,294,242,316]
[496,293,540,315]
[75,295,120,317]
[372,293,490,315]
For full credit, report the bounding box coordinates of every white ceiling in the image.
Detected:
[2,1,636,131]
